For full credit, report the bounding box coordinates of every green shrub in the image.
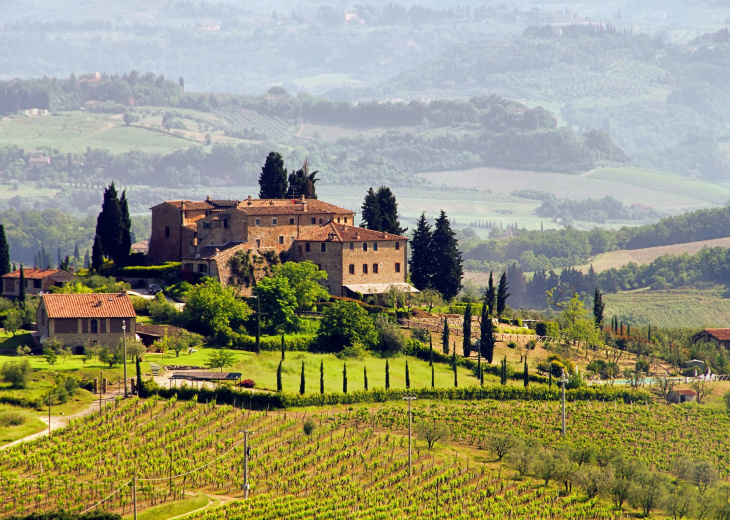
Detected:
[130,296,149,315]
[535,322,559,337]
[117,262,181,278]
[0,411,25,426]
[225,331,316,352]
[1,359,31,389]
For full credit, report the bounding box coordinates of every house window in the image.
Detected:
[165,226,170,238]
[198,264,207,273]
[256,239,261,248]
[337,218,341,223]
[395,263,401,273]
[349,243,354,250]
[311,218,316,225]
[33,279,41,289]
[363,243,368,252]
[344,218,348,224]
[279,236,284,245]
[289,218,294,225]
[272,218,277,225]
[90,319,98,334]
[224,220,229,229]
[395,242,400,250]
[203,222,210,229]
[349,264,355,274]
[184,263,193,271]
[255,218,261,226]
[373,263,378,274]
[363,264,368,274]
[305,243,310,252]
[319,218,323,224]
[321,243,326,252]
[373,242,378,251]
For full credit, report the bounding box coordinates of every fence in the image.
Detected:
[399,318,558,344]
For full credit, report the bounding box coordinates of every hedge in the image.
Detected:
[144,381,652,410]
[0,395,43,409]
[116,262,181,278]
[226,332,316,352]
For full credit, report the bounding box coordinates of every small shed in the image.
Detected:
[687,359,706,370]
[668,389,697,404]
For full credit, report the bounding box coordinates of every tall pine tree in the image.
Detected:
[0,225,10,277]
[593,287,605,329]
[442,319,450,354]
[376,187,405,234]
[409,212,432,290]
[91,235,103,273]
[258,151,288,199]
[482,315,495,363]
[496,272,511,316]
[299,361,305,395]
[18,264,25,305]
[462,302,472,358]
[286,158,319,199]
[430,211,463,300]
[118,190,132,266]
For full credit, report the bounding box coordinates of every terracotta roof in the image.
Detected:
[705,329,730,341]
[2,268,70,280]
[674,389,696,395]
[183,242,247,260]
[297,222,408,242]
[41,293,136,319]
[238,198,354,216]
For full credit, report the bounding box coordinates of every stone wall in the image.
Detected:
[44,317,137,348]
[148,204,183,264]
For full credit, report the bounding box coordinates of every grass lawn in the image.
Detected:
[0,404,46,446]
[150,347,482,393]
[124,493,210,520]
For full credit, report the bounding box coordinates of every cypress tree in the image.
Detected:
[320,359,324,394]
[360,187,381,231]
[57,248,62,269]
[385,359,390,389]
[342,363,347,394]
[405,361,410,389]
[549,371,552,389]
[136,355,145,397]
[480,364,484,386]
[620,322,624,336]
[299,361,305,395]
[74,243,80,260]
[364,366,368,391]
[484,271,496,317]
[276,360,283,392]
[442,319,450,354]
[523,359,529,388]
[96,182,123,263]
[429,335,433,366]
[258,151,288,199]
[431,363,435,388]
[593,287,605,329]
[462,302,472,357]
[0,225,10,277]
[91,235,103,273]
[627,323,631,336]
[477,341,482,386]
[281,333,285,361]
[496,272,511,316]
[482,316,495,364]
[500,356,507,385]
[430,211,463,300]
[18,264,25,306]
[118,190,132,266]
[375,186,405,234]
[409,212,433,290]
[83,250,89,269]
[453,349,458,387]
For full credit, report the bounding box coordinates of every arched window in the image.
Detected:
[90,319,98,334]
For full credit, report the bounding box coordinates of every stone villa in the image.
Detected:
[148,195,415,297]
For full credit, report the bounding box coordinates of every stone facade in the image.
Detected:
[37,293,136,351]
[296,223,409,296]
[2,268,75,298]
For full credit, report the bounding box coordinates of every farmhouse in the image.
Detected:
[36,292,136,353]
[295,222,411,297]
[668,389,697,404]
[2,268,75,299]
[691,329,730,350]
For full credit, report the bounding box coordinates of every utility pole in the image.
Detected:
[99,370,103,417]
[122,320,128,398]
[560,369,567,437]
[132,474,137,520]
[403,395,416,477]
[243,430,251,499]
[47,391,51,436]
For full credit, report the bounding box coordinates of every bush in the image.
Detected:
[374,314,405,355]
[507,341,517,349]
[225,331,316,352]
[147,293,182,324]
[0,411,25,426]
[411,327,431,343]
[239,379,256,389]
[303,417,317,436]
[536,322,559,337]
[130,296,149,315]
[1,359,31,388]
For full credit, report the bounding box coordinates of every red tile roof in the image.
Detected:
[2,268,69,280]
[674,389,696,395]
[706,329,730,341]
[297,222,408,242]
[152,200,238,211]
[238,199,354,216]
[41,293,136,319]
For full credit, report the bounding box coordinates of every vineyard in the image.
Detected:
[216,108,292,142]
[2,395,728,519]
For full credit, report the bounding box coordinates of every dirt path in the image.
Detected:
[1,393,118,450]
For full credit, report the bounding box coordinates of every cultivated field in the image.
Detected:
[604,287,730,328]
[417,166,730,212]
[575,236,730,273]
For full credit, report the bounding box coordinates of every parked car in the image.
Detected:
[148,284,163,295]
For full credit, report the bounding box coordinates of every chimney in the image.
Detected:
[355,232,360,240]
[381,232,387,239]
[302,200,308,213]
